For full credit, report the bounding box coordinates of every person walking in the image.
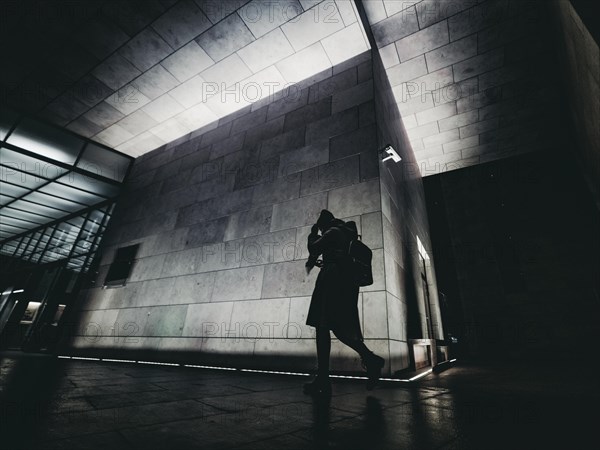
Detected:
[304,209,385,395]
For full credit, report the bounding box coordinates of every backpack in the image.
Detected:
[342,221,373,287]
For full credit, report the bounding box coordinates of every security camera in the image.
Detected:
[382,145,401,163]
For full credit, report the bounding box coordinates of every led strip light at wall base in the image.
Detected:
[57,356,457,382]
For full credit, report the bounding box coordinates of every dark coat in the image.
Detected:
[305,219,362,340]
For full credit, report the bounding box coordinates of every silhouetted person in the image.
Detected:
[304,210,384,395]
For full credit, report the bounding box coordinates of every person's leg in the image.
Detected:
[335,333,371,359]
[316,326,331,379]
[335,331,385,390]
[304,326,332,395]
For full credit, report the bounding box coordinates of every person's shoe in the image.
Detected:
[303,377,332,396]
[361,353,385,390]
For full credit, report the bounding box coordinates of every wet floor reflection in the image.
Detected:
[302,377,599,450]
[1,354,598,449]
[304,387,460,449]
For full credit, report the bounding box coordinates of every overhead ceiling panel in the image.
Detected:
[6,118,84,164]
[0,107,133,243]
[1,0,371,157]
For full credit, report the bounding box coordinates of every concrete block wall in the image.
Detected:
[65,53,391,373]
[552,0,600,208]
[3,0,370,158]
[363,0,563,174]
[364,5,445,374]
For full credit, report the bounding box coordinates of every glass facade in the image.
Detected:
[1,108,132,260]
[0,105,133,242]
[1,203,114,273]
[0,106,134,353]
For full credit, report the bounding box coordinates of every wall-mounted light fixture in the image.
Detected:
[382,145,401,163]
[1,288,24,295]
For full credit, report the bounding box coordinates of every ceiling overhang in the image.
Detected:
[0,108,133,242]
[1,0,371,158]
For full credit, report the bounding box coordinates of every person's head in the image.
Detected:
[316,209,335,232]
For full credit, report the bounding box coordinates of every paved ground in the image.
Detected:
[0,351,597,449]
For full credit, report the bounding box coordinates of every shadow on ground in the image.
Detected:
[1,351,598,449]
